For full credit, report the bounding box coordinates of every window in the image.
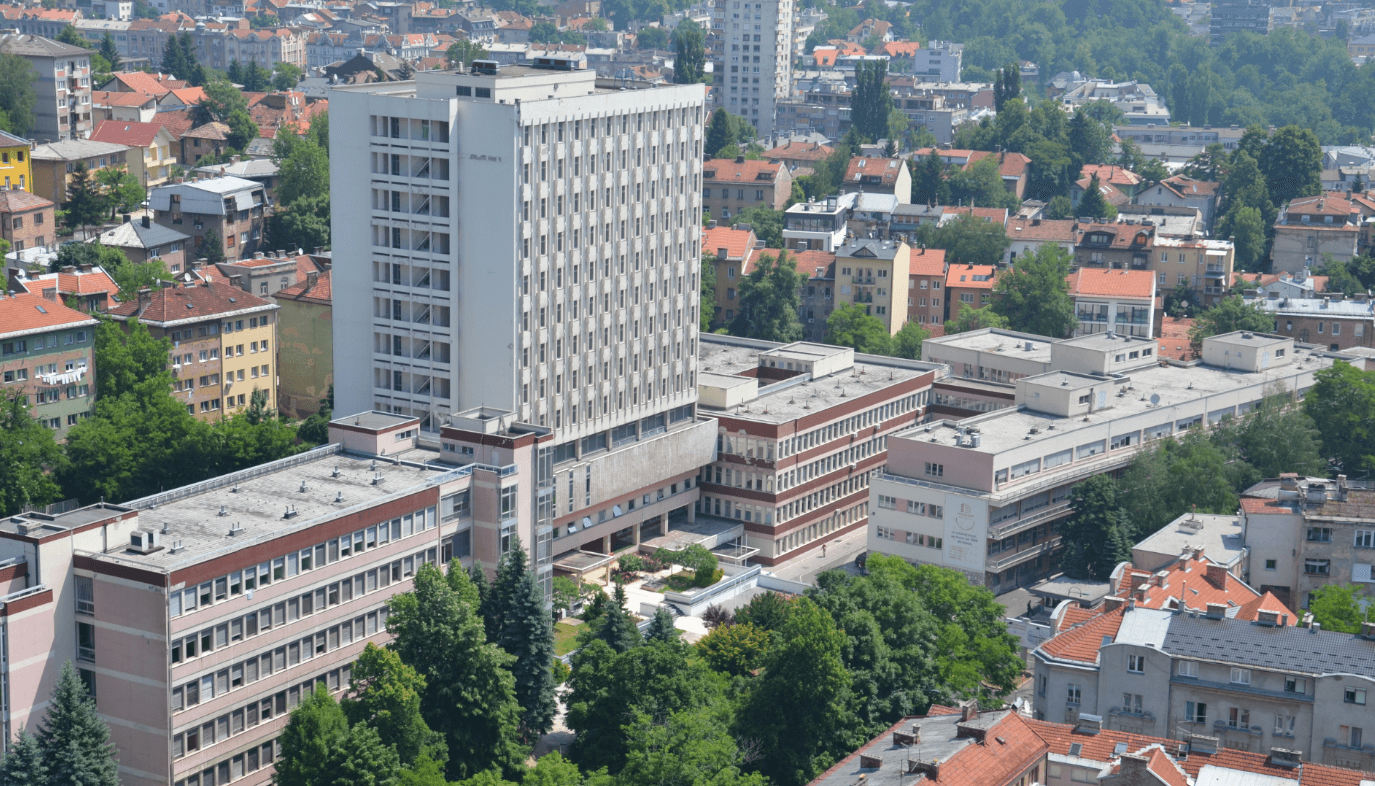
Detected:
[1230,668,1251,685]
[1122,693,1143,714]
[1265,559,1277,570]
[1185,701,1206,724]
[1356,530,1375,549]
[1067,684,1081,704]
[1284,676,1306,694]
[1128,655,1145,673]
[924,462,943,478]
[1345,687,1367,705]
[1177,661,1197,677]
[1228,707,1250,729]
[1304,559,1330,575]
[76,622,95,661]
[1275,714,1296,736]
[75,576,94,615]
[1307,527,1332,542]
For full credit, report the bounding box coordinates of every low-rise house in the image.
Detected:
[1074,222,1155,272]
[1152,236,1234,307]
[0,189,56,253]
[150,176,267,261]
[9,264,120,313]
[176,122,230,167]
[28,139,130,205]
[1235,269,1328,299]
[701,156,792,221]
[1249,291,1373,351]
[702,223,759,328]
[0,130,34,193]
[1134,175,1221,231]
[1067,267,1157,339]
[212,251,313,297]
[271,268,331,418]
[108,280,279,419]
[761,140,832,171]
[193,158,281,200]
[838,156,910,204]
[1005,217,1081,266]
[945,262,996,321]
[1272,192,1361,274]
[91,90,159,124]
[783,193,854,252]
[0,291,98,440]
[88,120,176,189]
[905,246,946,327]
[96,215,190,269]
[913,147,1032,199]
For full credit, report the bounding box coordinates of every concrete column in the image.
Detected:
[601,534,611,555]
[634,520,642,546]
[659,512,668,537]
[687,501,697,523]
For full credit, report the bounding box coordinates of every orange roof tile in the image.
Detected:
[108,280,276,325]
[927,712,1049,785]
[1006,216,1080,242]
[105,70,186,96]
[0,293,98,337]
[0,190,54,213]
[1233,591,1294,623]
[875,40,921,57]
[1156,316,1194,361]
[908,247,947,277]
[273,269,330,305]
[92,90,158,107]
[703,157,783,184]
[945,264,997,290]
[813,48,839,66]
[1038,606,1125,664]
[1240,496,1287,514]
[843,155,904,187]
[762,140,833,162]
[1286,192,1355,217]
[1066,268,1155,300]
[90,120,170,149]
[701,226,755,261]
[1081,164,1144,188]
[1055,602,1101,632]
[1114,552,1294,620]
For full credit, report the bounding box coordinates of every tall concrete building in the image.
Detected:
[716,0,795,137]
[0,34,94,142]
[330,60,717,597]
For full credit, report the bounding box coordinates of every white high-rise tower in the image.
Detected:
[717,0,795,137]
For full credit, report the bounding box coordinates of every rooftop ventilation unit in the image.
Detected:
[130,530,162,553]
[469,59,500,75]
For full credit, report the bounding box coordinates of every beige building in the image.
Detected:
[273,269,333,419]
[834,237,910,333]
[150,176,268,261]
[28,138,130,205]
[701,156,793,221]
[88,120,176,189]
[1272,193,1361,274]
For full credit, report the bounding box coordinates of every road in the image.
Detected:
[766,524,869,587]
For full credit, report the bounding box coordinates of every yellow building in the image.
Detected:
[834,237,911,333]
[218,299,279,417]
[0,129,34,192]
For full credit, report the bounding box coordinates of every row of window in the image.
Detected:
[168,505,436,618]
[1,330,89,357]
[877,495,946,520]
[874,525,943,550]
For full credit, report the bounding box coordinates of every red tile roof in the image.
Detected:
[946,206,1009,225]
[147,108,201,140]
[0,293,98,337]
[703,157,783,184]
[1112,552,1294,621]
[762,140,834,162]
[90,120,169,149]
[1233,591,1294,623]
[946,264,997,290]
[104,70,185,96]
[813,48,840,66]
[1161,175,1219,199]
[1006,217,1080,243]
[1081,164,1143,188]
[93,90,158,107]
[273,269,330,305]
[1286,192,1355,217]
[875,40,921,57]
[1066,268,1155,300]
[759,248,835,279]
[0,189,54,213]
[908,247,947,277]
[1240,496,1287,514]
[1039,606,1125,664]
[108,281,276,325]
[930,713,1048,786]
[844,156,904,187]
[701,226,756,261]
[1156,316,1194,361]
[1055,603,1101,632]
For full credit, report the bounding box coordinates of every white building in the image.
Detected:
[716,0,794,137]
[1067,267,1158,339]
[919,40,963,82]
[330,59,717,594]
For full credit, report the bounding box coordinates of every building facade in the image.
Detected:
[1272,193,1361,274]
[0,189,56,252]
[0,35,94,142]
[150,176,268,262]
[715,0,794,136]
[28,139,130,205]
[0,130,34,192]
[331,60,718,599]
[701,156,792,220]
[272,269,334,420]
[834,237,911,333]
[0,291,97,440]
[1067,268,1157,340]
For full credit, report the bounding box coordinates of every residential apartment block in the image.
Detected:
[876,330,1333,592]
[1067,268,1157,340]
[1272,193,1362,274]
[0,188,55,252]
[0,409,562,785]
[0,35,94,142]
[151,176,268,262]
[701,156,792,221]
[715,0,794,136]
[702,223,759,328]
[0,130,34,192]
[108,281,279,420]
[272,270,333,420]
[89,120,176,189]
[97,215,191,268]
[28,139,130,205]
[905,246,946,326]
[945,263,996,322]
[1250,292,1374,351]
[834,237,910,333]
[1033,606,1375,769]
[838,156,911,203]
[0,291,97,439]
[697,337,938,562]
[330,60,717,600]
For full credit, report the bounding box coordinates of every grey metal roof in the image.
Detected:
[0,129,30,148]
[98,219,191,250]
[0,33,94,58]
[149,177,262,216]
[1162,612,1375,677]
[194,159,279,179]
[30,139,131,161]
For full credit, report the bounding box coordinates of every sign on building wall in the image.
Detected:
[942,493,987,573]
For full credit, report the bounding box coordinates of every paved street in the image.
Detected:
[766,524,868,587]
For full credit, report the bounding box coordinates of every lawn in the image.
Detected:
[553,622,580,656]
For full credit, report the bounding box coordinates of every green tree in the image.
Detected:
[1043,195,1074,220]
[695,622,769,677]
[494,541,558,739]
[397,754,451,786]
[1307,584,1367,633]
[1066,109,1112,167]
[1060,475,1132,580]
[96,166,145,219]
[331,722,404,786]
[268,194,331,251]
[700,253,717,331]
[910,149,950,205]
[0,730,44,785]
[619,706,766,786]
[1076,174,1116,220]
[36,662,119,786]
[644,607,679,644]
[1227,205,1267,272]
[387,563,527,780]
[636,26,669,49]
[524,751,607,786]
[272,61,302,90]
[1211,389,1326,479]
[947,156,1017,210]
[584,18,610,31]
[728,250,805,342]
[594,582,642,654]
[991,243,1077,338]
[732,204,783,247]
[1117,430,1241,540]
[735,598,855,786]
[944,303,1009,335]
[0,54,37,136]
[704,109,737,158]
[275,683,350,786]
[734,591,793,631]
[929,212,1011,265]
[198,229,227,263]
[1260,125,1322,206]
[343,643,445,769]
[851,59,892,142]
[672,20,705,83]
[824,303,892,355]
[0,389,64,516]
[1303,362,1375,475]
[63,163,106,232]
[1187,295,1274,352]
[892,321,930,360]
[275,134,330,206]
[446,40,490,67]
[98,32,121,71]
[56,25,89,48]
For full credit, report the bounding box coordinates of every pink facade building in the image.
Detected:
[0,409,562,786]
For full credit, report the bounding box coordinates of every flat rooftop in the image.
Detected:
[901,348,1337,454]
[924,328,1055,364]
[1135,512,1246,568]
[12,444,458,572]
[699,338,940,424]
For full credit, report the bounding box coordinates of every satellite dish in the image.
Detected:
[1149,393,1161,406]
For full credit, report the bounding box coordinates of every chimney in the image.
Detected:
[141,214,151,228]
[61,265,76,274]
[1205,602,1227,619]
[1101,596,1127,612]
[137,287,152,312]
[1188,734,1218,754]
[306,270,319,289]
[1075,714,1103,735]
[79,263,92,273]
[1256,610,1280,626]
[959,698,978,722]
[1205,563,1228,591]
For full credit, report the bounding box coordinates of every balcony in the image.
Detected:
[988,498,1072,539]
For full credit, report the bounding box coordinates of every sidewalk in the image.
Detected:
[766,524,868,587]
